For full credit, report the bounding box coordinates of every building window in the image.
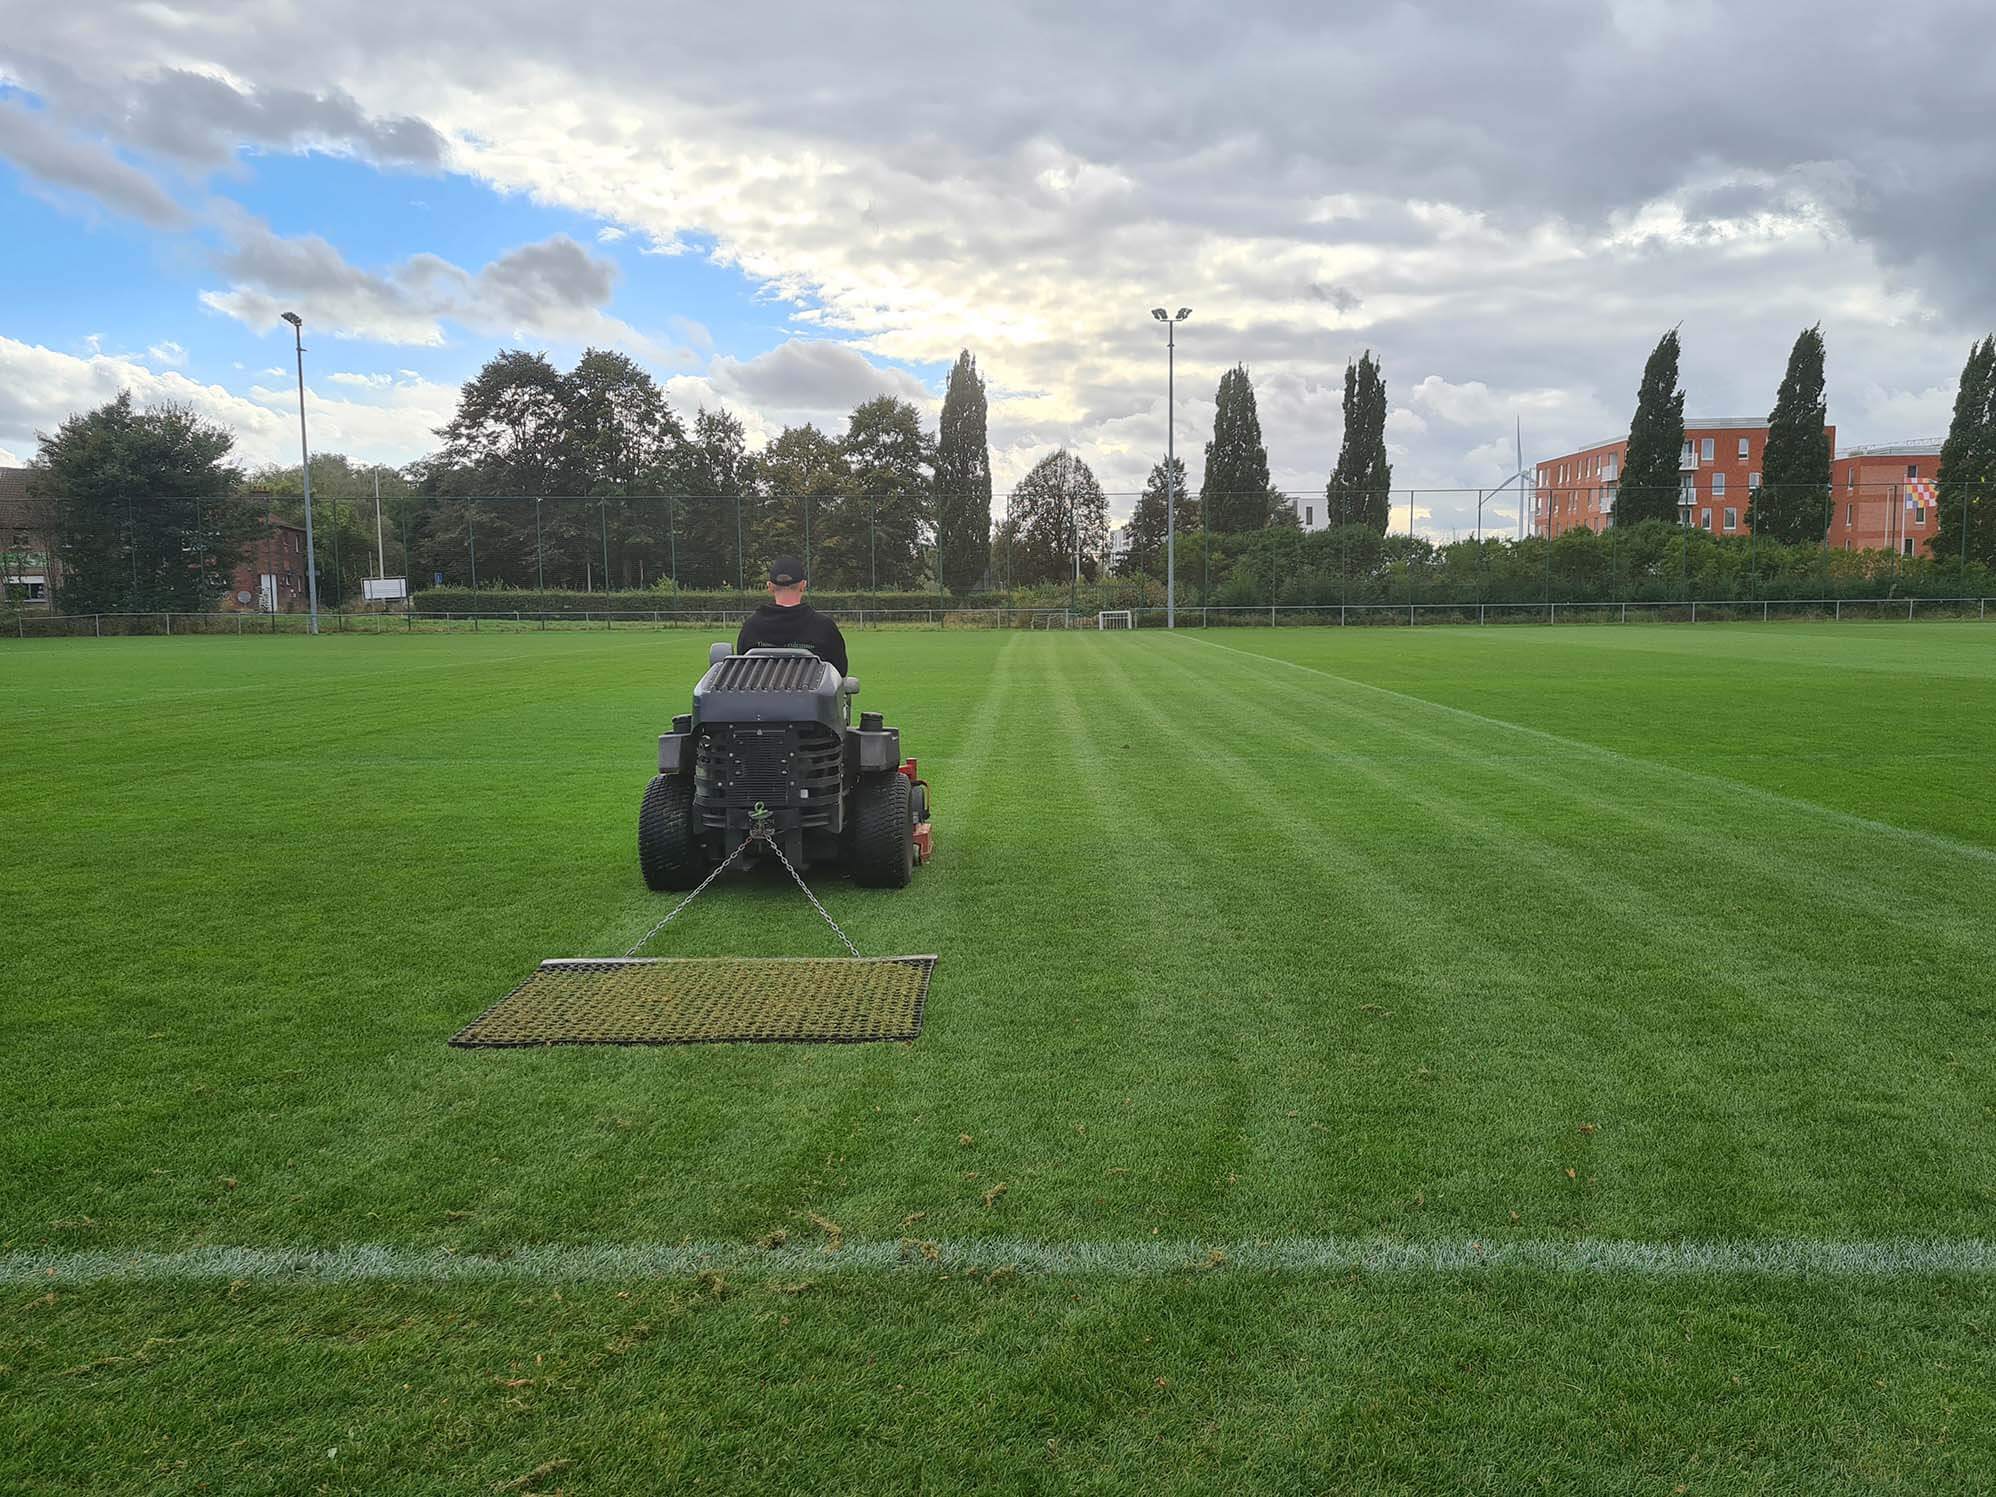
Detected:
[1847,468,1855,490]
[1738,437,1750,459]
[1700,508,1712,529]
[1712,473,1726,496]
[1724,507,1738,530]
[1846,503,1854,525]
[1907,464,1919,480]
[1749,472,1761,490]
[1304,505,1313,526]
[1903,538,1914,556]
[1913,505,1925,526]
[1701,437,1715,461]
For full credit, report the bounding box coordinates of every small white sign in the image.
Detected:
[364,577,409,601]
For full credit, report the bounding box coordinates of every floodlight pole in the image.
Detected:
[1149,308,1191,628]
[373,471,385,578]
[281,312,320,634]
[535,498,545,591]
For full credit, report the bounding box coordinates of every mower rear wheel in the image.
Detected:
[638,773,703,891]
[850,770,912,888]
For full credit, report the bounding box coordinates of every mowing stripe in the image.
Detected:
[1182,634,1996,868]
[6,1237,1994,1285]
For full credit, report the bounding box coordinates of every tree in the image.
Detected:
[1751,325,1832,543]
[1117,457,1193,577]
[32,392,260,613]
[820,397,931,590]
[1200,365,1272,532]
[665,408,752,588]
[751,424,848,577]
[426,350,571,586]
[1617,330,1686,525]
[1934,335,1996,567]
[1325,350,1393,532]
[934,350,992,593]
[562,348,682,492]
[1003,450,1107,586]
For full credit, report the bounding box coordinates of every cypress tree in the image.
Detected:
[1616,330,1686,526]
[1934,335,1996,567]
[934,350,993,593]
[1325,350,1392,532]
[1751,324,1832,543]
[1200,365,1272,532]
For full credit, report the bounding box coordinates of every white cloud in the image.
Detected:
[0,334,451,468]
[146,340,188,367]
[0,443,22,467]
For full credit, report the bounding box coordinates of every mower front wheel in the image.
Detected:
[638,773,704,891]
[850,770,913,889]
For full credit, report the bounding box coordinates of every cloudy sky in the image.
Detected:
[1,1,1991,535]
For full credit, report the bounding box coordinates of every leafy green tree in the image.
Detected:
[1934,335,1996,567]
[562,348,682,492]
[820,397,931,590]
[751,424,848,577]
[32,392,260,613]
[1002,450,1107,586]
[1325,350,1392,532]
[934,350,992,594]
[1751,325,1832,543]
[1200,365,1272,532]
[1617,330,1686,525]
[665,407,753,589]
[1116,457,1193,577]
[423,350,570,586]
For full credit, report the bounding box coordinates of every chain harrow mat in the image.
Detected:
[449,955,939,1048]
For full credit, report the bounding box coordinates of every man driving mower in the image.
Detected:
[737,556,847,675]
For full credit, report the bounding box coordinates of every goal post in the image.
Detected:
[1098,610,1134,630]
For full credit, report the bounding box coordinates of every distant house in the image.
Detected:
[0,467,56,608]
[227,516,310,612]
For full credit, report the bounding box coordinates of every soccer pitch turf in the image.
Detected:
[4,623,1994,1493]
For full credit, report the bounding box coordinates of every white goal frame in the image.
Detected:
[1097,610,1134,630]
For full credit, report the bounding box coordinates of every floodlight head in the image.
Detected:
[1151,308,1168,321]
[1175,308,1192,321]
[280,311,302,329]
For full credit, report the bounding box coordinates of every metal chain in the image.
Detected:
[757,834,864,957]
[624,824,863,959]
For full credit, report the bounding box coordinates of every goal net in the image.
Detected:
[1098,610,1134,630]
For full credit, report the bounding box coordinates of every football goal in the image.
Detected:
[1098,610,1134,630]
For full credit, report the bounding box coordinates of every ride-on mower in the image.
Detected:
[638,644,934,892]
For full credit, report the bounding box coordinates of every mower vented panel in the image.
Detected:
[707,654,826,693]
[449,956,937,1047]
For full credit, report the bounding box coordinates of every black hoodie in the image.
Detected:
[735,600,849,677]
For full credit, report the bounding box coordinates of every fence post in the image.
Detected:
[1270,603,1276,628]
[95,614,101,639]
[1909,598,1916,622]
[1478,603,1485,626]
[163,612,171,636]
[1691,601,1698,624]
[1620,602,1627,624]
[1763,601,1769,623]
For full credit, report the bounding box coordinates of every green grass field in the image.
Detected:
[4,623,1995,1493]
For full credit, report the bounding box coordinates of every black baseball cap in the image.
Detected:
[768,556,807,585]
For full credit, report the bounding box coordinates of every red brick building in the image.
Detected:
[1535,418,1835,540]
[227,517,310,611]
[0,466,56,607]
[1828,441,1945,556]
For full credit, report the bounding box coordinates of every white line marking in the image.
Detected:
[1183,634,1996,868]
[6,1237,1994,1285]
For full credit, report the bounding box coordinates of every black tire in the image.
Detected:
[850,770,913,889]
[638,774,703,891]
